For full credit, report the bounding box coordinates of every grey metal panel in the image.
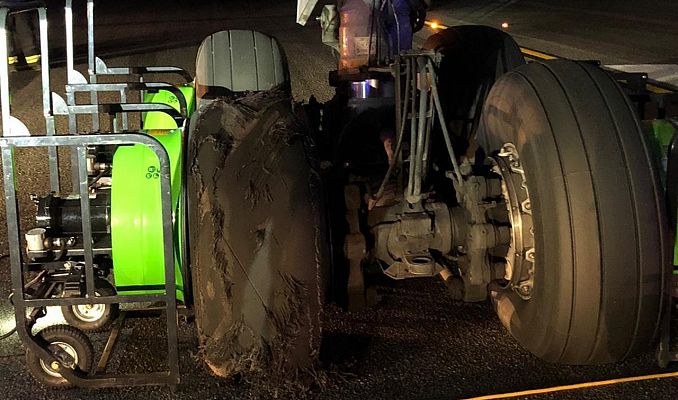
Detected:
[229,30,258,92]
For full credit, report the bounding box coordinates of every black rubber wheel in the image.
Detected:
[25,325,94,388]
[478,59,670,364]
[423,25,525,145]
[61,279,119,332]
[187,91,326,378]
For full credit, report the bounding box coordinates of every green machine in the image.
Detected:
[111,88,195,301]
[0,0,302,388]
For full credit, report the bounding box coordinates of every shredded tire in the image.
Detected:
[187,89,326,381]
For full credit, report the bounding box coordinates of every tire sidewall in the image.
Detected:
[479,71,570,361]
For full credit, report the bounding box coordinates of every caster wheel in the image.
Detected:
[61,278,119,332]
[25,325,94,388]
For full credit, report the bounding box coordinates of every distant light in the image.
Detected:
[501,22,509,29]
[425,20,448,30]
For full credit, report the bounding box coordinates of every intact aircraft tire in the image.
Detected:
[187,92,325,378]
[477,59,670,364]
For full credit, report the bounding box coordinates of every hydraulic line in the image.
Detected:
[371,57,412,209]
[372,55,465,208]
[428,58,463,185]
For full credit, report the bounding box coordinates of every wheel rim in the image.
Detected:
[492,143,535,299]
[70,290,106,322]
[39,341,78,378]
[71,302,106,322]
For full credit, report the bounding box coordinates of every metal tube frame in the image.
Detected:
[66,82,190,120]
[71,0,193,84]
[1,133,180,387]
[56,101,185,127]
[0,4,59,192]
[65,0,192,135]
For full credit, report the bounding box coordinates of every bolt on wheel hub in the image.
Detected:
[39,341,78,378]
[492,143,535,299]
[72,302,106,322]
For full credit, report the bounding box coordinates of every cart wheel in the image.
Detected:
[478,59,670,364]
[25,325,94,388]
[61,279,119,332]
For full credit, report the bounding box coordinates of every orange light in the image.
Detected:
[430,21,439,30]
[501,22,509,29]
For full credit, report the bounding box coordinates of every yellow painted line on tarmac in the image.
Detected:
[519,47,557,61]
[463,370,678,400]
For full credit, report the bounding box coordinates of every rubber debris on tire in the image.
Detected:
[187,88,326,380]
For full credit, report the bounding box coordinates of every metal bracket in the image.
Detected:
[383,255,442,280]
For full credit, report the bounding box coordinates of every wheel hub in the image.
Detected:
[72,302,106,322]
[39,341,78,378]
[492,143,535,299]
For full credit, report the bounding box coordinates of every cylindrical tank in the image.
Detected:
[339,0,375,70]
[35,192,111,236]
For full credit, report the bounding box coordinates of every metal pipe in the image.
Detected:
[87,0,99,130]
[1,145,27,340]
[120,90,128,130]
[429,58,463,186]
[37,7,60,192]
[407,57,418,199]
[65,0,76,83]
[77,146,95,297]
[372,58,411,208]
[395,55,401,144]
[412,57,429,201]
[422,82,434,178]
[67,90,80,191]
[0,8,10,137]
[87,0,94,75]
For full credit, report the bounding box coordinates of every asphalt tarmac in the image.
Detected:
[1,1,677,399]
